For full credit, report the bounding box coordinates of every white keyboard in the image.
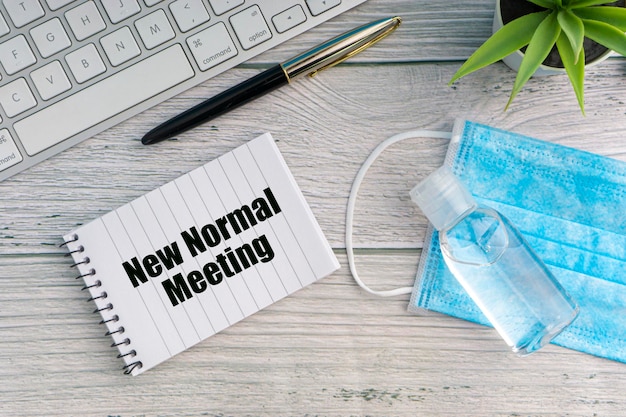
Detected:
[0,0,366,181]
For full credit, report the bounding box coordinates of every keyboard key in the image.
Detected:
[170,0,210,32]
[30,18,72,58]
[272,6,307,34]
[100,27,141,66]
[0,14,10,37]
[46,0,78,10]
[186,22,237,71]
[306,0,341,16]
[30,60,72,100]
[5,0,45,28]
[0,78,37,117]
[0,129,23,172]
[0,0,364,182]
[65,1,107,41]
[135,10,175,49]
[15,45,194,156]
[208,0,244,16]
[230,6,272,51]
[102,0,141,24]
[65,43,106,83]
[0,35,37,75]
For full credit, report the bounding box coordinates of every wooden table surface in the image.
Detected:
[2,0,626,416]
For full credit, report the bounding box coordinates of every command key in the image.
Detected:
[0,129,23,172]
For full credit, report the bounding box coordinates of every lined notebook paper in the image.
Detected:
[63,133,339,375]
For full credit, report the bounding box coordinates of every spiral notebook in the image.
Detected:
[63,133,339,375]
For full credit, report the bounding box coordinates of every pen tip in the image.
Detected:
[141,131,160,145]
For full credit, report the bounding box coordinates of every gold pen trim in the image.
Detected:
[308,17,402,77]
[281,17,401,81]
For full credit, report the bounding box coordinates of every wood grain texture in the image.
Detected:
[1,252,625,416]
[2,0,626,415]
[3,61,625,252]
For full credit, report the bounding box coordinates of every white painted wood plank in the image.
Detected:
[2,61,625,252]
[1,253,625,416]
[247,0,496,63]
[2,0,626,414]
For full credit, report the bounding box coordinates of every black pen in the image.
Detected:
[141,16,401,145]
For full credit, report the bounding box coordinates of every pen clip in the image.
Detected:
[308,17,402,78]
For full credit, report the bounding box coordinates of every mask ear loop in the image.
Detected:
[345,130,452,297]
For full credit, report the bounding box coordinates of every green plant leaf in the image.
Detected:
[528,0,557,8]
[506,11,561,110]
[569,0,617,7]
[450,11,550,84]
[582,18,626,56]
[556,32,586,113]
[557,10,585,61]
[574,7,626,30]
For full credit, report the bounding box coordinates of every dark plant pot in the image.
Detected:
[494,0,625,76]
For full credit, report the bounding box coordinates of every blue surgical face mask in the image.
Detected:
[410,120,626,363]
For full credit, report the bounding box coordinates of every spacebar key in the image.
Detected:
[15,45,194,156]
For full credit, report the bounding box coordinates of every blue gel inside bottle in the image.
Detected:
[411,167,578,354]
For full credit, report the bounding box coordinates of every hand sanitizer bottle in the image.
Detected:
[410,166,578,355]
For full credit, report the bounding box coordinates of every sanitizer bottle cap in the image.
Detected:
[410,166,477,231]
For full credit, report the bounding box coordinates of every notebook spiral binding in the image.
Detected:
[61,233,142,375]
